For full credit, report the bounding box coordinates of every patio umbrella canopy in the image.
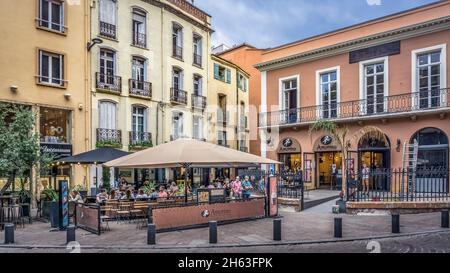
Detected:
[104,138,280,168]
[56,148,130,165]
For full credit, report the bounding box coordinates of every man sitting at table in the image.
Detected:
[96,188,109,203]
[158,186,168,199]
[149,188,159,200]
[242,176,254,200]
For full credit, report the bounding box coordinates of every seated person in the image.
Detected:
[135,189,148,199]
[69,190,84,204]
[121,189,133,200]
[158,186,168,199]
[169,182,179,197]
[149,188,159,200]
[96,188,109,203]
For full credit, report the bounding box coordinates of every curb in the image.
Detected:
[1,229,449,251]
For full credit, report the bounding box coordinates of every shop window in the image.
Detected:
[40,107,70,144]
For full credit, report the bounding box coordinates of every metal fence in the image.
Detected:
[347,168,450,202]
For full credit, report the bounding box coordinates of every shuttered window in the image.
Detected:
[99,101,117,129]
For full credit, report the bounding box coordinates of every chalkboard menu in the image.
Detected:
[197,189,210,204]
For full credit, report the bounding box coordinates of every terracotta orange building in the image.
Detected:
[256,1,450,190]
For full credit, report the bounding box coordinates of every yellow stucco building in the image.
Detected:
[0,0,90,196]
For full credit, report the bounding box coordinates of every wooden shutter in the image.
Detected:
[214,63,219,80]
[226,69,231,84]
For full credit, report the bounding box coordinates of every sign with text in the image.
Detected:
[349,41,400,63]
[40,143,72,159]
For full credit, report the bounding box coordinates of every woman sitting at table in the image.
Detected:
[109,189,119,200]
[69,190,84,204]
[169,182,179,197]
[136,189,148,199]
[121,189,133,200]
[96,188,109,203]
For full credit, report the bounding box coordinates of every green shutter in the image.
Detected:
[237,74,241,89]
[214,63,219,80]
[226,69,231,84]
[244,78,248,92]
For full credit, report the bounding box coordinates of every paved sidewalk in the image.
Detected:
[0,210,447,250]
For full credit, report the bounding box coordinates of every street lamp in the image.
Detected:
[87,38,103,51]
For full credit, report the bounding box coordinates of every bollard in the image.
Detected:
[209,221,217,244]
[147,223,156,245]
[4,224,14,244]
[334,218,342,238]
[273,219,282,241]
[66,225,76,244]
[392,214,400,234]
[442,210,449,228]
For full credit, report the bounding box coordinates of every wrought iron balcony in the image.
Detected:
[259,88,450,128]
[192,94,206,110]
[193,53,202,67]
[170,88,187,105]
[96,128,122,148]
[239,146,249,153]
[173,45,183,59]
[132,31,146,48]
[99,21,116,39]
[96,73,122,93]
[129,131,152,148]
[129,79,152,98]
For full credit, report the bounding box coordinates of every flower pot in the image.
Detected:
[49,201,59,228]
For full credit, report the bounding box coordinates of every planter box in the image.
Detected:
[42,200,59,226]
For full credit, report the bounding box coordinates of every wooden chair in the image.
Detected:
[116,203,131,224]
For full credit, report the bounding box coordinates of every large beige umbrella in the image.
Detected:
[104,138,280,202]
[104,138,280,168]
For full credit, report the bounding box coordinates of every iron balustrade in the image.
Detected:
[96,128,122,144]
[239,146,249,153]
[170,88,187,105]
[173,45,183,59]
[96,73,122,93]
[99,21,117,39]
[132,32,146,48]
[193,53,202,66]
[347,168,450,202]
[129,79,152,98]
[129,131,152,145]
[259,88,450,127]
[191,94,207,110]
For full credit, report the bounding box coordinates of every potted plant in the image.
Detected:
[41,188,59,228]
[142,181,156,195]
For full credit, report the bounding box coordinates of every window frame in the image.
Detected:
[359,56,389,115]
[278,75,300,111]
[37,49,66,88]
[131,7,147,48]
[37,0,66,34]
[315,66,340,119]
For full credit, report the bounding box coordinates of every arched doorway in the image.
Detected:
[313,135,343,189]
[277,138,302,173]
[410,128,449,193]
[358,132,391,191]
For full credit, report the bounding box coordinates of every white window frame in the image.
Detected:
[278,75,300,111]
[172,67,184,90]
[315,66,340,119]
[131,56,147,82]
[193,34,202,56]
[131,105,147,133]
[172,111,184,139]
[38,50,64,86]
[359,56,389,115]
[38,0,65,32]
[411,44,447,110]
[192,115,203,140]
[193,75,202,96]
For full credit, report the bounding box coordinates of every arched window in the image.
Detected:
[411,128,449,171]
[132,7,147,47]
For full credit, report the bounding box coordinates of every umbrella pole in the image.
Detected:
[183,163,191,204]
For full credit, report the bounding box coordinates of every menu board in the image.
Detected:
[209,189,226,204]
[197,189,210,204]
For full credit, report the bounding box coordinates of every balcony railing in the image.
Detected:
[132,31,146,48]
[170,88,187,105]
[192,94,206,110]
[129,79,152,98]
[99,21,116,39]
[238,116,248,132]
[96,128,122,147]
[239,146,249,153]
[96,73,122,93]
[193,53,202,66]
[173,45,183,59]
[259,88,450,127]
[129,131,152,146]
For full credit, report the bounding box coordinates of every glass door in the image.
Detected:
[417,51,441,109]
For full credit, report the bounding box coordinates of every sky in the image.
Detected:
[194,0,440,49]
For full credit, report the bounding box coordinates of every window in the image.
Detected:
[99,0,117,39]
[99,101,117,129]
[280,77,298,124]
[214,63,231,83]
[132,106,146,134]
[38,0,65,32]
[132,8,146,47]
[38,50,64,86]
[417,51,442,109]
[193,75,202,96]
[172,112,184,140]
[193,116,203,140]
[40,107,70,143]
[238,73,248,92]
[317,68,339,119]
[364,61,386,114]
[172,23,183,59]
[218,130,227,146]
[193,34,202,66]
[98,49,116,85]
[172,68,183,90]
[132,57,146,82]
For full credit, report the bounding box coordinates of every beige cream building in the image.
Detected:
[89,0,212,184]
[0,0,90,195]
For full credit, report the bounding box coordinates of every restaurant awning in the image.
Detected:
[104,138,280,168]
[56,147,130,165]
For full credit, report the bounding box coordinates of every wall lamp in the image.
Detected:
[87,38,103,51]
[396,139,401,152]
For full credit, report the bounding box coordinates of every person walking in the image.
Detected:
[361,163,370,196]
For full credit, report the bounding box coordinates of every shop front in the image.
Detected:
[277,138,302,173]
[313,135,342,189]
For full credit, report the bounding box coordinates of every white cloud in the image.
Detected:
[367,0,382,6]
